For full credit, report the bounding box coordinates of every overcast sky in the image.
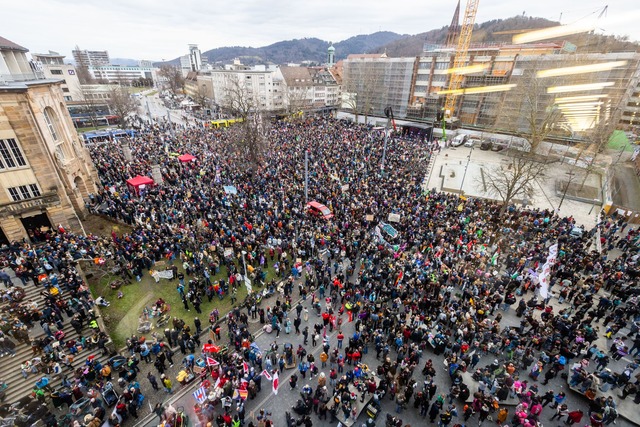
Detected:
[3,0,639,61]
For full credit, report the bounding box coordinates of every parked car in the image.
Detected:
[491,142,506,152]
[480,140,493,150]
[451,133,469,147]
[464,138,479,147]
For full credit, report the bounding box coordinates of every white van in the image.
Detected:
[451,133,469,147]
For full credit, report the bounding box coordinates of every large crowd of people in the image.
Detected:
[2,114,640,427]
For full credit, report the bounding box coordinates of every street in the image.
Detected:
[137,92,189,127]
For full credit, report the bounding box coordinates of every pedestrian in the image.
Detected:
[551,404,569,421]
[153,403,164,421]
[161,374,172,394]
[147,372,159,391]
[165,347,175,367]
[194,317,202,335]
[565,409,584,425]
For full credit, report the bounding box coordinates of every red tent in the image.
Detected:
[178,154,196,163]
[126,175,154,195]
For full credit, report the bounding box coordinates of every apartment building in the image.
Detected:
[31,51,82,102]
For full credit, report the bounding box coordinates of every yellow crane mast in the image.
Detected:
[444,0,480,119]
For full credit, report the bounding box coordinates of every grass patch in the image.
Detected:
[127,86,151,94]
[608,130,636,152]
[85,253,293,349]
[76,125,112,133]
[86,262,251,349]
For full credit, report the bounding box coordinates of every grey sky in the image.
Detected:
[3,0,639,61]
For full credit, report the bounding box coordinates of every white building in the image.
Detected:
[189,44,202,72]
[72,48,110,68]
[178,45,205,77]
[88,65,154,84]
[276,66,341,112]
[30,51,82,102]
[198,66,284,112]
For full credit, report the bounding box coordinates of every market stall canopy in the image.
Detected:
[178,154,196,163]
[126,175,155,195]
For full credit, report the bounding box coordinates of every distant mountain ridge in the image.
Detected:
[152,16,639,67]
[154,32,406,67]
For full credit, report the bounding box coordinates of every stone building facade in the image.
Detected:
[0,36,99,244]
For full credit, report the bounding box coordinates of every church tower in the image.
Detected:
[327,43,335,67]
[446,0,461,47]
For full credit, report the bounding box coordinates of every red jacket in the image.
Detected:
[567,410,583,423]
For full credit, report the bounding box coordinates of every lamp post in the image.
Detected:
[381,107,393,172]
[305,149,308,204]
[588,198,599,215]
[459,146,473,195]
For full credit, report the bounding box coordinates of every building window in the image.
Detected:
[43,108,59,141]
[62,88,70,93]
[50,69,63,75]
[7,183,41,202]
[0,138,27,169]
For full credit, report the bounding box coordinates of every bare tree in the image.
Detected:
[221,75,267,168]
[341,80,360,123]
[158,65,185,96]
[107,86,138,128]
[481,155,548,215]
[497,61,564,154]
[285,85,311,116]
[73,86,106,130]
[342,60,387,124]
[75,64,94,85]
[192,84,210,110]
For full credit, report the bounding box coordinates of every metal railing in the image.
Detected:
[0,192,60,216]
[0,71,46,84]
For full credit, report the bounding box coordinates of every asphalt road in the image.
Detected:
[137,94,188,126]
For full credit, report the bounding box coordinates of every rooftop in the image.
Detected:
[0,36,28,52]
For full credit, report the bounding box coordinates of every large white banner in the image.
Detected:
[538,243,558,299]
[151,269,174,283]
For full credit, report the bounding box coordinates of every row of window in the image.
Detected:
[0,139,27,170]
[7,184,41,202]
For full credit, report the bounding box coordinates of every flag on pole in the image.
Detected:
[193,386,207,403]
[214,376,221,390]
[272,371,279,395]
[243,361,249,374]
[261,370,272,381]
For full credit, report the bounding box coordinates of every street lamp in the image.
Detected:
[459,145,473,194]
[588,198,599,215]
[381,107,393,172]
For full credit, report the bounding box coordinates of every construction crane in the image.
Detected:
[443,0,480,120]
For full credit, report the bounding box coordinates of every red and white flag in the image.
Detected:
[261,370,272,381]
[206,357,218,366]
[272,371,279,395]
[243,361,249,374]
